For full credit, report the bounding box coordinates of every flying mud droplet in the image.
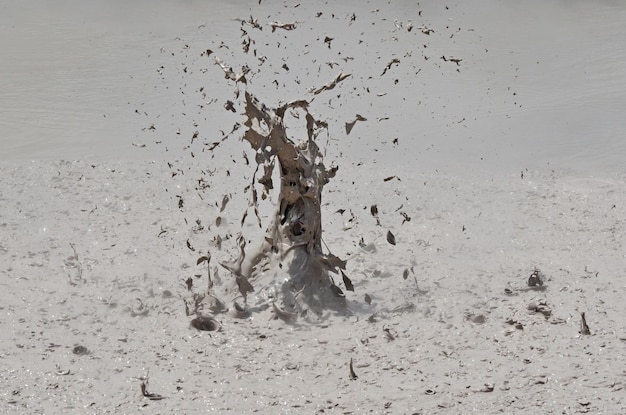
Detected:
[341,270,354,292]
[311,72,351,95]
[330,282,345,298]
[345,114,367,135]
[381,58,400,76]
[269,21,297,32]
[214,58,248,84]
[196,255,211,266]
[400,211,411,224]
[370,205,378,217]
[224,100,236,112]
[386,230,396,245]
[441,56,462,66]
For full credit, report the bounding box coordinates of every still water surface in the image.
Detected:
[1,0,625,175]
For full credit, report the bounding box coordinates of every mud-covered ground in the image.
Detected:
[2,160,625,414]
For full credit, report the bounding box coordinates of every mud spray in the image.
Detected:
[219,91,350,322]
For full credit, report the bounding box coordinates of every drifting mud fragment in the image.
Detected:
[269,21,297,32]
[381,58,400,76]
[214,58,249,83]
[345,114,367,135]
[311,72,351,95]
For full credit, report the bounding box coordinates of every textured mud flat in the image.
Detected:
[2,160,625,414]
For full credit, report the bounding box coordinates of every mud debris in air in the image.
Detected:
[269,21,297,32]
[345,114,367,135]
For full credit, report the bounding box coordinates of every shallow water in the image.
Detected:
[1,0,625,175]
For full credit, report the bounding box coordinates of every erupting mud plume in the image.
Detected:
[220,92,349,321]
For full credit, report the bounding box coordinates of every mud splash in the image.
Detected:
[220,92,349,321]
